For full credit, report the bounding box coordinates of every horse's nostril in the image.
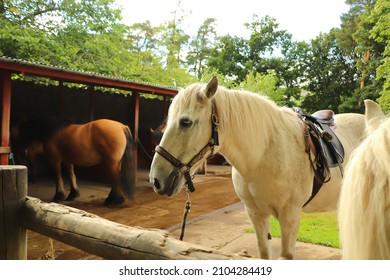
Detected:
[154,178,161,190]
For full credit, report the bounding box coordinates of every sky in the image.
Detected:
[115,0,349,42]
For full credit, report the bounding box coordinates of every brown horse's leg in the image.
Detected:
[65,163,80,201]
[49,160,66,202]
[104,161,125,206]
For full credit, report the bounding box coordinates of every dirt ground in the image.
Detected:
[25,166,341,260]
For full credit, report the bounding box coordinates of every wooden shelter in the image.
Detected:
[0,56,178,174]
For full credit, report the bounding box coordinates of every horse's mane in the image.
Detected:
[217,87,285,142]
[170,83,298,156]
[345,116,390,202]
[19,117,71,143]
[339,116,390,259]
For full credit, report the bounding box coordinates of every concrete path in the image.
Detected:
[168,201,341,260]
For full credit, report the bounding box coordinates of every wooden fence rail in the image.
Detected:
[1,165,251,260]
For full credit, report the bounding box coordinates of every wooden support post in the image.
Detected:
[133,91,140,180]
[0,71,11,165]
[57,80,64,118]
[0,165,28,260]
[88,85,95,121]
[163,95,168,120]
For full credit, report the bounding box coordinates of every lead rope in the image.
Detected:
[179,189,192,241]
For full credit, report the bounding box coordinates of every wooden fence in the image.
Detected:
[0,165,251,260]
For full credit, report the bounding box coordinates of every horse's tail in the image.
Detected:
[121,126,136,199]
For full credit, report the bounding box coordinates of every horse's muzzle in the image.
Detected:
[152,169,181,197]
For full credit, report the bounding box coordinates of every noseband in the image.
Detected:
[155,103,219,192]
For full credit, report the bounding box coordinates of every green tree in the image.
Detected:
[187,18,217,80]
[278,40,310,107]
[207,34,249,83]
[208,15,289,85]
[207,14,305,104]
[160,10,189,69]
[337,0,386,112]
[245,15,291,74]
[0,0,183,86]
[0,0,122,68]
[350,0,381,90]
[240,70,286,105]
[0,0,121,32]
[302,30,358,113]
[127,21,162,54]
[368,0,390,112]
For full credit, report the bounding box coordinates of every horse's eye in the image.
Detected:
[180,118,193,128]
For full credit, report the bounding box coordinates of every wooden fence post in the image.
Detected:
[0,165,28,259]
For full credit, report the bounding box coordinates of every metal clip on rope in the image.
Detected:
[179,190,192,241]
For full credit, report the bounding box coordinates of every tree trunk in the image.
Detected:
[360,49,371,89]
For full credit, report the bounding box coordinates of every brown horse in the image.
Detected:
[150,119,167,149]
[16,118,136,206]
[10,125,43,182]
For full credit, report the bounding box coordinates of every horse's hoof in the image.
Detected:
[104,195,125,206]
[52,193,66,202]
[66,190,80,201]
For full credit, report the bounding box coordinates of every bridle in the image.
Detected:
[155,101,220,193]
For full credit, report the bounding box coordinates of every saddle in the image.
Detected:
[294,108,345,207]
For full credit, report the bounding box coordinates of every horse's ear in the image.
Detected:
[205,76,218,99]
[364,99,385,133]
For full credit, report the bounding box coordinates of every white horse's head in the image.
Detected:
[149,76,220,196]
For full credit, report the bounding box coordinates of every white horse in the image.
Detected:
[149,76,366,259]
[338,100,390,259]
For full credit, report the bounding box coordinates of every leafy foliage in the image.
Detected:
[0,0,388,111]
[240,71,286,106]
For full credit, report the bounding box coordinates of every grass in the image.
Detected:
[246,211,340,248]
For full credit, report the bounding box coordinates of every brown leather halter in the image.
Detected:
[155,103,219,192]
